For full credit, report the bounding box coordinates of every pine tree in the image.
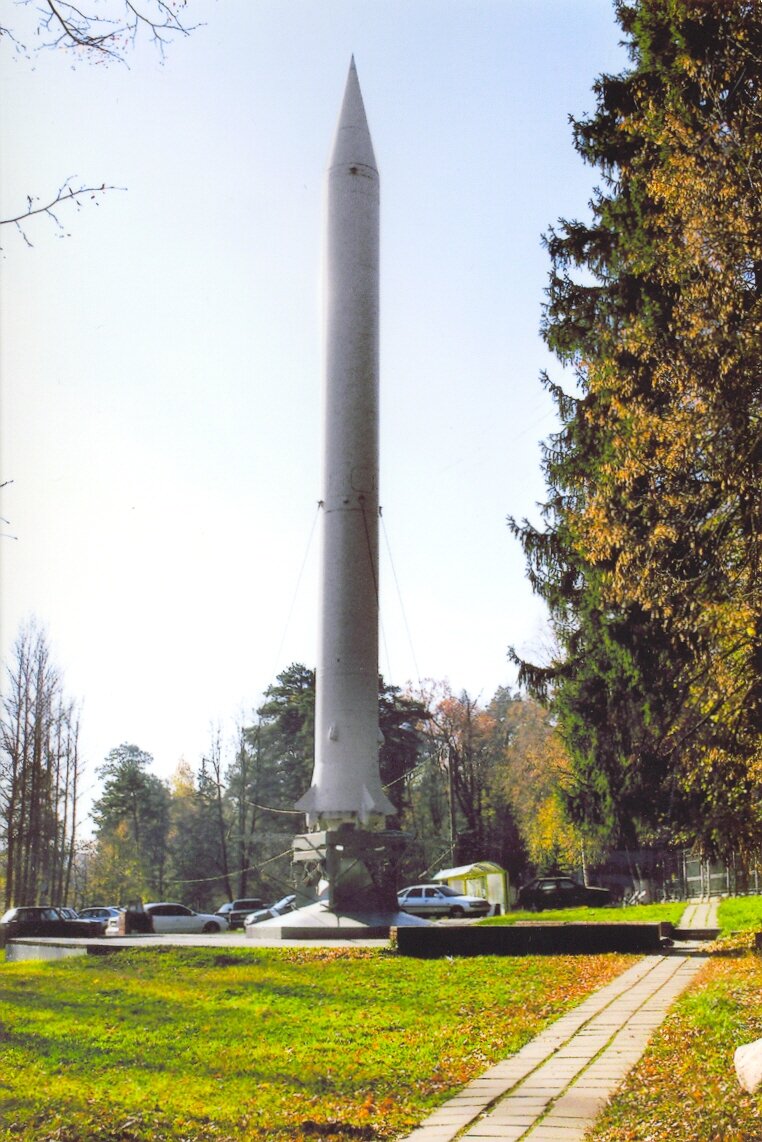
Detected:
[91,744,171,899]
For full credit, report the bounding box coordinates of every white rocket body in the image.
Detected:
[296,60,394,829]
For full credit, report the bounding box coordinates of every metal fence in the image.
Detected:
[683,855,761,899]
[591,849,761,901]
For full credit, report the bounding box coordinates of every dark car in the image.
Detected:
[0,906,104,939]
[216,898,264,930]
[516,876,612,911]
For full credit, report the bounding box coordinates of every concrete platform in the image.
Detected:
[245,899,431,941]
[2,931,390,961]
[396,921,670,957]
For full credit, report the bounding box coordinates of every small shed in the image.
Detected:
[433,862,510,914]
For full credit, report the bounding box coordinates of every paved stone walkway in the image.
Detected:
[678,898,720,930]
[401,899,720,1142]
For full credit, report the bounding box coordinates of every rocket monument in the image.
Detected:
[250,60,428,936]
[295,57,394,831]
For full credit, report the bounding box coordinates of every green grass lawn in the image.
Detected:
[0,945,632,1141]
[3,896,761,1141]
[718,894,762,933]
[482,895,762,932]
[481,902,686,926]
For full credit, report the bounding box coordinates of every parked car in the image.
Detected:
[215,898,264,930]
[516,876,612,911]
[0,906,103,939]
[397,884,491,919]
[105,903,229,936]
[78,906,121,923]
[77,906,121,934]
[244,895,297,926]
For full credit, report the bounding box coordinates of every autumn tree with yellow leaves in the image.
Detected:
[494,695,606,874]
[401,684,596,879]
[511,0,761,859]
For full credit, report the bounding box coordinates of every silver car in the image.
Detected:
[397,884,491,919]
[244,895,297,926]
[78,906,121,923]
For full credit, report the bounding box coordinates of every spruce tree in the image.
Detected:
[511,0,761,858]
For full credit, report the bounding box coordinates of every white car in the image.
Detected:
[105,902,228,935]
[397,884,491,919]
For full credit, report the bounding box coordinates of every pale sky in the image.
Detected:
[1,1,627,822]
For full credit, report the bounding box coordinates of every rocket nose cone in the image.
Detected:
[330,58,377,172]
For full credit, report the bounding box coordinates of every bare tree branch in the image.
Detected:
[41,0,198,63]
[0,480,17,540]
[4,1,201,65]
[1,4,201,245]
[0,179,125,246]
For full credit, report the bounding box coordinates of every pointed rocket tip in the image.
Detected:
[330,56,376,172]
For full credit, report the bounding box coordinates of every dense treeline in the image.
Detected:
[75,669,580,911]
[510,0,761,859]
[1,637,593,909]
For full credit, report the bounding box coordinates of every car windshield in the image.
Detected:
[435,886,460,897]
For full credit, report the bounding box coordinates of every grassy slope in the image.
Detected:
[0,945,631,1142]
[588,954,762,1141]
[588,896,762,1140]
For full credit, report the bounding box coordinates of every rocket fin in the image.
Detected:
[295,783,394,826]
[359,784,394,823]
[294,785,318,812]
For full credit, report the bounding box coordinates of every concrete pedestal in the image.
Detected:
[245,899,429,941]
[247,824,431,940]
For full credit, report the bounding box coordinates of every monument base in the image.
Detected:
[245,822,431,939]
[245,899,430,941]
[292,823,410,912]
